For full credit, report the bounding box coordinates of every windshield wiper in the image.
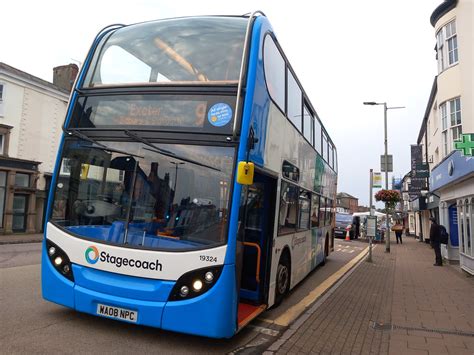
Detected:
[125,131,221,172]
[65,129,144,158]
[125,131,175,155]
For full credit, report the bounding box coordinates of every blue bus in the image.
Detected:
[42,13,337,338]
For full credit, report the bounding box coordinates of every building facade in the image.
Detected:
[0,63,74,235]
[415,0,473,274]
[336,192,359,214]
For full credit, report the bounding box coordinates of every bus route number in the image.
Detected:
[200,255,217,263]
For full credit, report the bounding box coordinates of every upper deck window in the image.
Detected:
[287,71,302,132]
[83,17,247,87]
[263,36,286,111]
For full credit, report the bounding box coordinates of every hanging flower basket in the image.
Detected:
[375,189,401,209]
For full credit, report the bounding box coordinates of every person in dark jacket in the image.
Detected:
[429,217,442,266]
[392,221,404,244]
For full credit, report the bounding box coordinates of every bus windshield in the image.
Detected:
[83,16,248,87]
[51,138,234,251]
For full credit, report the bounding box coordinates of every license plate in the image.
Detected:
[97,304,138,323]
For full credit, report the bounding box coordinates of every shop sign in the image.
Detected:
[430,150,474,191]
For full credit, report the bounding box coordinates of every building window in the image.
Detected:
[450,97,462,143]
[0,125,12,155]
[458,198,473,257]
[0,84,4,117]
[446,21,458,65]
[436,20,458,73]
[0,171,6,228]
[15,173,30,187]
[436,30,444,72]
[440,98,462,157]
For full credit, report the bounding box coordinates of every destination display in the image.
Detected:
[69,94,236,133]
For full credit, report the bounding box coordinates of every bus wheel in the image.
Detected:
[275,253,290,306]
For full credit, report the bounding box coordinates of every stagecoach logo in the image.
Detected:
[85,246,100,264]
[84,246,163,272]
[291,235,307,249]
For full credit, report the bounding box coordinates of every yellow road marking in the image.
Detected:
[269,245,370,327]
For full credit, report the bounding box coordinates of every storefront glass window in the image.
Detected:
[460,206,465,253]
[466,200,471,256]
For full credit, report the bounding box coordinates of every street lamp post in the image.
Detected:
[170,161,185,195]
[364,102,405,253]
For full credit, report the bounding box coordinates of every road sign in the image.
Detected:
[381,155,393,172]
[373,172,382,188]
[454,134,474,156]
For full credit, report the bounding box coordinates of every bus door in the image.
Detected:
[237,171,276,327]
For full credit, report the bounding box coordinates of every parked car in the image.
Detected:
[335,213,354,239]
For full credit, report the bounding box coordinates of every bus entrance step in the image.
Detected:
[237,303,267,330]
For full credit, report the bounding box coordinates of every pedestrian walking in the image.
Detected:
[429,217,443,266]
[392,221,404,244]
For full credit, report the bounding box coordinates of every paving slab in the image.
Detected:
[266,234,474,355]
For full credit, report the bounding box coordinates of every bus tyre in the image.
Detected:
[274,253,290,306]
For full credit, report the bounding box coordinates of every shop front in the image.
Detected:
[431,150,474,273]
[0,156,40,235]
[411,196,430,243]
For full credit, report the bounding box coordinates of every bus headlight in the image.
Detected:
[168,266,223,301]
[46,239,74,282]
[192,280,203,291]
[204,271,214,283]
[180,286,189,297]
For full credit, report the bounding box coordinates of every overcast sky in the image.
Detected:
[1,0,442,206]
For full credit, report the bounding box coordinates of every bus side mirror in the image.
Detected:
[237,162,254,185]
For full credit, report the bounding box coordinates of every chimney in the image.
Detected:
[53,64,79,92]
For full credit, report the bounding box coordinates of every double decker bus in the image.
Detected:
[42,13,337,338]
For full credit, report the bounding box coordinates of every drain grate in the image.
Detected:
[370,321,474,337]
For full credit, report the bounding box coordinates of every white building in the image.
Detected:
[416,0,474,274]
[0,62,76,234]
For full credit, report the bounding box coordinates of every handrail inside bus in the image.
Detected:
[233,10,266,140]
[242,241,261,283]
[153,37,209,82]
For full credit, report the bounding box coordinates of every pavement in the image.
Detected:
[0,233,43,245]
[266,233,474,355]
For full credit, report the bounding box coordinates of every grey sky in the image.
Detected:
[1,0,441,206]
